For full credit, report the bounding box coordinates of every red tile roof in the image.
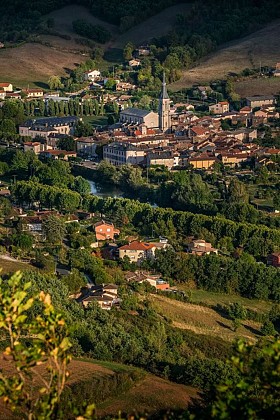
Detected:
[119,241,154,251]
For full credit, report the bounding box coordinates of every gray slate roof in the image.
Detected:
[120,108,152,117]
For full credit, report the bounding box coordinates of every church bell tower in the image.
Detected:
[158,72,171,133]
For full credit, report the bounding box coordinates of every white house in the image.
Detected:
[84,70,101,82]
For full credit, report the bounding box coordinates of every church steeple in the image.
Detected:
[160,72,169,100]
[158,72,171,133]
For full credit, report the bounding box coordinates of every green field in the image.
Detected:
[184,288,272,313]
[83,115,108,127]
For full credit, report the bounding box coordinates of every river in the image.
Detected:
[87,179,158,207]
[87,179,124,198]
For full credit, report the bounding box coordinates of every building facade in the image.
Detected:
[103,142,145,166]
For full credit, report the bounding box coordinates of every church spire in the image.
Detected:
[158,71,171,133]
[160,71,169,100]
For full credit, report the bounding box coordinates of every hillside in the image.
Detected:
[0,43,87,88]
[111,3,192,48]
[150,294,267,342]
[169,18,280,91]
[0,357,197,419]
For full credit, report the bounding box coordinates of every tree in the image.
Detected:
[74,121,93,137]
[227,179,249,204]
[57,136,75,152]
[123,42,134,61]
[48,75,63,90]
[211,339,280,419]
[43,215,66,244]
[0,118,16,134]
[72,176,91,195]
[261,320,276,336]
[0,272,72,419]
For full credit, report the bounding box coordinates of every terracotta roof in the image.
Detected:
[119,241,154,251]
[0,83,11,87]
[191,126,208,136]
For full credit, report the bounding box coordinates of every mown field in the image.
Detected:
[0,357,197,419]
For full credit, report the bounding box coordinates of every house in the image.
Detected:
[189,126,209,139]
[77,284,119,310]
[187,239,218,256]
[128,59,141,68]
[24,142,44,154]
[103,142,146,166]
[246,95,276,108]
[120,108,159,128]
[84,70,101,81]
[209,101,229,115]
[119,241,169,264]
[146,151,179,169]
[267,252,280,268]
[135,46,150,56]
[5,92,21,100]
[0,90,6,100]
[21,217,43,234]
[125,271,170,290]
[274,63,280,77]
[23,88,44,98]
[94,220,120,241]
[197,85,212,99]
[39,150,77,160]
[76,137,98,158]
[188,153,217,169]
[0,83,13,92]
[116,82,136,92]
[219,152,251,166]
[0,42,4,48]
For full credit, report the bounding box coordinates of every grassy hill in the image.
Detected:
[0,357,197,419]
[150,293,269,342]
[1,3,280,92]
[169,18,280,92]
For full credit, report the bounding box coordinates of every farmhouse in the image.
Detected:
[84,70,101,81]
[119,241,169,264]
[0,83,13,92]
[23,88,44,98]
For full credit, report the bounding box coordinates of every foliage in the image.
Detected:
[43,215,66,244]
[211,338,280,419]
[261,320,276,337]
[72,19,111,44]
[0,272,72,419]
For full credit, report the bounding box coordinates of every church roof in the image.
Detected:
[120,108,152,117]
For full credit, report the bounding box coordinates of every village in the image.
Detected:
[0,58,280,171]
[0,55,280,312]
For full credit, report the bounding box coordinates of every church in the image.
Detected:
[119,73,171,133]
